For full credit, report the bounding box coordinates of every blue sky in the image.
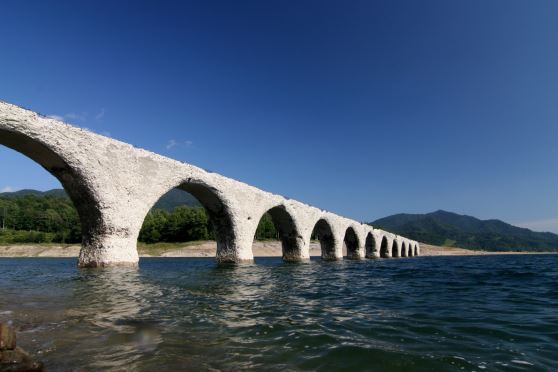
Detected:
[1,1,558,232]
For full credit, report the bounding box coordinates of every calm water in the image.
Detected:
[1,255,557,371]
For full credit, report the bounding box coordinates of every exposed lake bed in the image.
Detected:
[1,255,557,371]
[0,241,547,259]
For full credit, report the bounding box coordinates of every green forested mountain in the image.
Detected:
[151,188,201,209]
[372,210,558,252]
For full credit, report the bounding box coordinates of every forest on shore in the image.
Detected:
[0,194,277,244]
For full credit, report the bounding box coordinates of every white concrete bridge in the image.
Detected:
[0,101,420,267]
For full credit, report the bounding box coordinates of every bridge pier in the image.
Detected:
[78,235,139,268]
[76,203,146,268]
[365,232,380,258]
[216,239,255,264]
[379,236,393,258]
[343,227,364,260]
[345,245,365,260]
[282,238,311,262]
[322,237,344,261]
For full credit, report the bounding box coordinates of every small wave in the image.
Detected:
[511,359,534,366]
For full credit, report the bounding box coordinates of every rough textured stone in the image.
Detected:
[0,348,44,372]
[0,324,43,372]
[0,101,419,267]
[0,324,15,351]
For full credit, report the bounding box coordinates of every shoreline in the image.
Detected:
[0,241,554,258]
[417,243,556,256]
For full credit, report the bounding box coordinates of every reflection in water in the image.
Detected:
[1,255,558,371]
[60,267,164,370]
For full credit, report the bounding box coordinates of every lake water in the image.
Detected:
[1,255,557,371]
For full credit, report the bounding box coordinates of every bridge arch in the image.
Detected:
[343,226,361,259]
[379,236,390,258]
[141,179,238,263]
[392,240,400,258]
[401,242,407,257]
[252,204,304,262]
[365,232,377,258]
[0,128,108,266]
[311,218,337,260]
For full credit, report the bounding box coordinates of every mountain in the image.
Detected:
[151,188,201,210]
[0,189,68,198]
[372,210,558,252]
[0,188,201,210]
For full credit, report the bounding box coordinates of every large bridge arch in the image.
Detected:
[365,232,377,258]
[343,226,361,260]
[410,241,415,256]
[379,236,390,258]
[251,203,305,262]
[0,127,124,267]
[311,218,339,260]
[414,243,420,256]
[401,242,407,257]
[138,177,242,263]
[391,240,400,258]
[0,128,101,224]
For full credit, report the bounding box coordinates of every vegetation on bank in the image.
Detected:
[0,195,81,243]
[0,194,278,245]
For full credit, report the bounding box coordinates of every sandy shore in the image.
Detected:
[417,244,546,256]
[155,241,324,257]
[0,241,323,258]
[0,244,82,257]
[0,241,546,258]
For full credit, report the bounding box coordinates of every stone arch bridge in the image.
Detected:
[0,101,420,267]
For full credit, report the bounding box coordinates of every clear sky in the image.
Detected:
[1,1,558,232]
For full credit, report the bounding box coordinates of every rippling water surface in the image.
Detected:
[1,255,557,371]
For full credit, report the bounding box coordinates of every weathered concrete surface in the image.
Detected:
[0,101,419,267]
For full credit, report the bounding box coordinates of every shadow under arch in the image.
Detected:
[392,240,400,258]
[379,236,390,258]
[0,129,102,249]
[414,244,419,256]
[311,218,336,260]
[344,226,360,259]
[365,232,377,258]
[253,204,302,261]
[401,242,407,257]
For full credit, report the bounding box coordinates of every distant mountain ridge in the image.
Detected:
[0,189,68,198]
[0,188,201,210]
[372,210,558,252]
